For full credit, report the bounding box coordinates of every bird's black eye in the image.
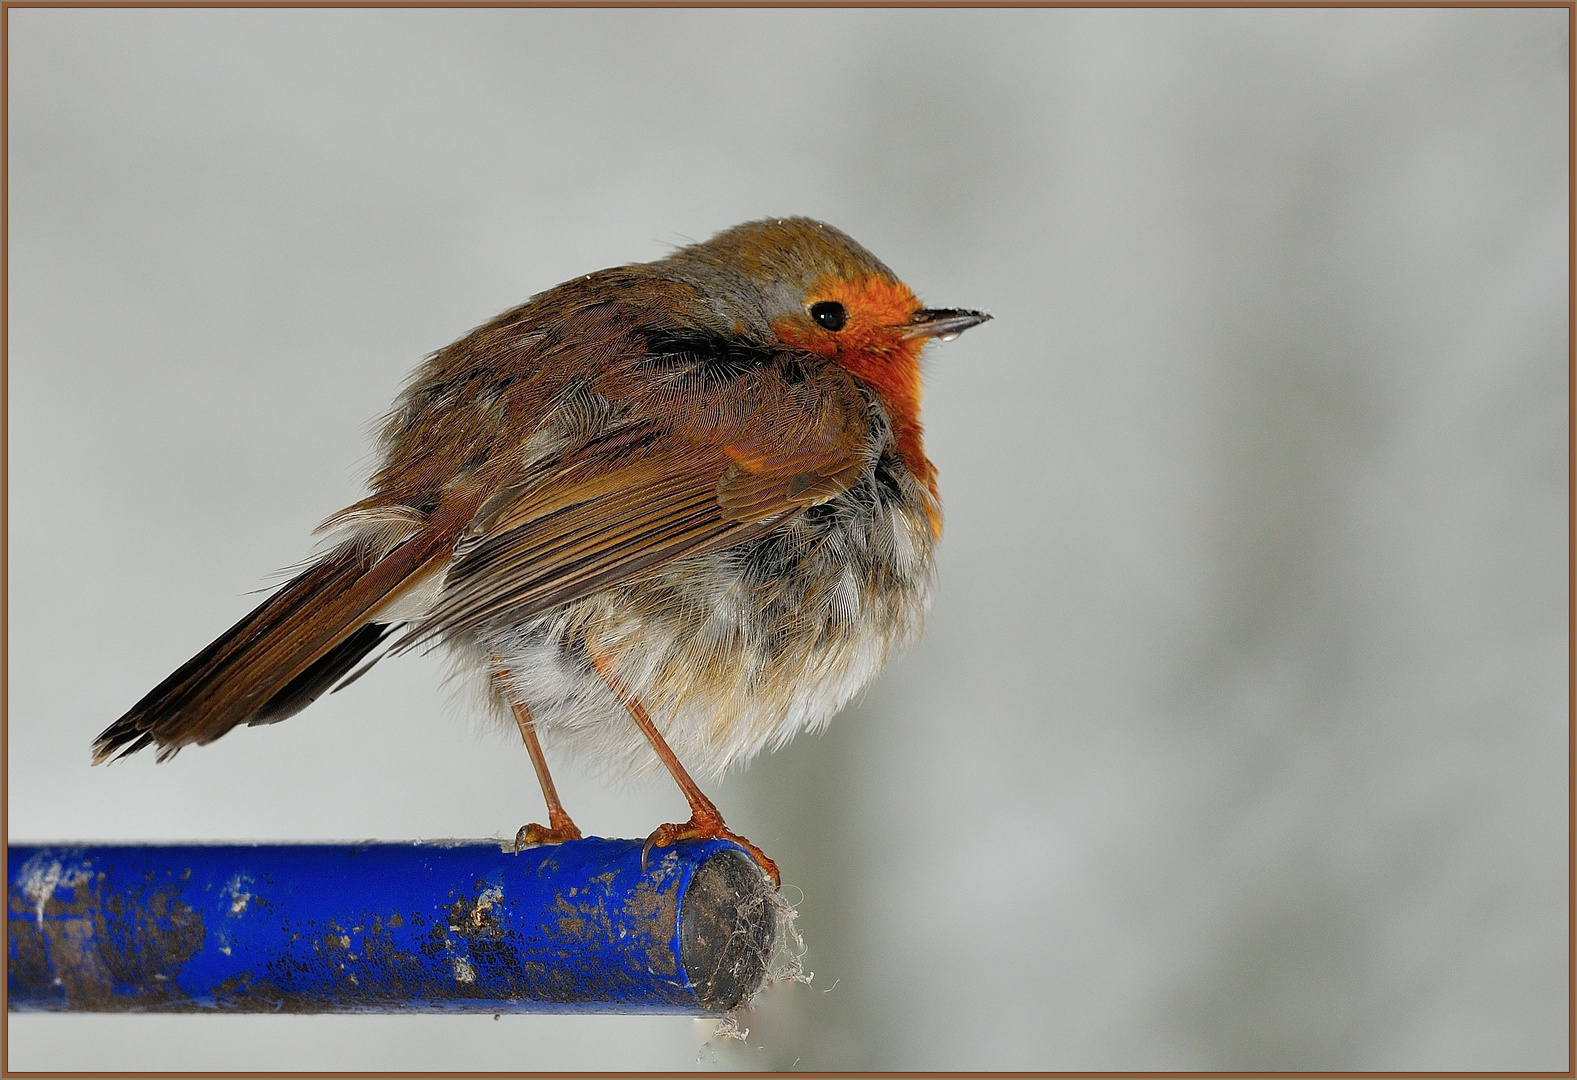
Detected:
[809,301,847,332]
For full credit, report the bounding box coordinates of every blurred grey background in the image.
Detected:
[6,7,1567,1071]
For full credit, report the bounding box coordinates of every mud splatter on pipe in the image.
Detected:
[7,838,775,1013]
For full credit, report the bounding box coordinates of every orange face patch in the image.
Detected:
[772,275,921,362]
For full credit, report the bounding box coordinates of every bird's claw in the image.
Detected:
[640,816,780,889]
[513,819,583,852]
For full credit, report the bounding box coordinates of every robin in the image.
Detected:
[92,217,990,886]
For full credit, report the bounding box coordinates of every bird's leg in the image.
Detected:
[492,667,582,851]
[590,652,779,888]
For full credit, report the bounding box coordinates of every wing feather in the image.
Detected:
[409,371,874,644]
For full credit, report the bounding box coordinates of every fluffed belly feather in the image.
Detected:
[460,492,935,780]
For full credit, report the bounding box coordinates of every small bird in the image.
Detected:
[93,218,989,885]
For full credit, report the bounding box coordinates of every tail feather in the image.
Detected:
[93,500,473,764]
[248,621,395,728]
[93,551,367,763]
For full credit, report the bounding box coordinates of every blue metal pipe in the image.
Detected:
[7,838,775,1014]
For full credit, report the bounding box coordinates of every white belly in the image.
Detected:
[464,491,936,780]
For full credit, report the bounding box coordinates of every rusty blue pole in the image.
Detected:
[7,838,776,1014]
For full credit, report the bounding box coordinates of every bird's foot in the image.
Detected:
[513,815,582,852]
[642,810,780,889]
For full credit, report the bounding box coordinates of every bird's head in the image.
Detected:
[659,217,990,490]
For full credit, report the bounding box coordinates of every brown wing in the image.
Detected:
[409,367,873,644]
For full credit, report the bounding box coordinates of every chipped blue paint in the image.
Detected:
[7,838,769,1014]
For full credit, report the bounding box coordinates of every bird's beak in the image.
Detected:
[900,308,993,341]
